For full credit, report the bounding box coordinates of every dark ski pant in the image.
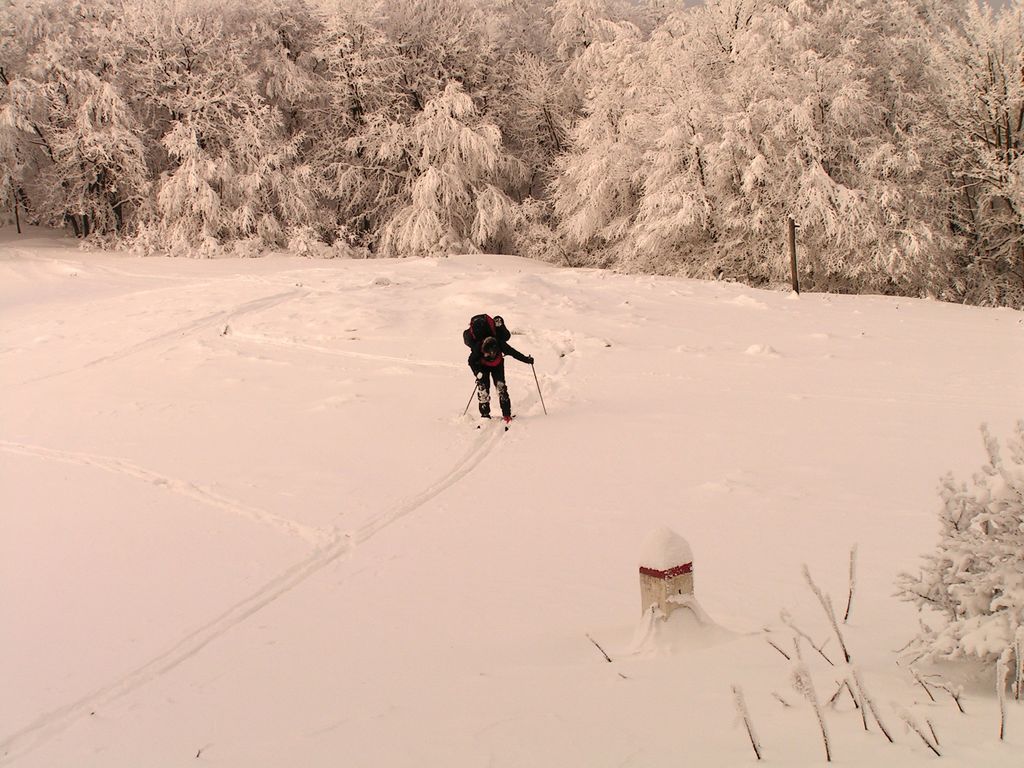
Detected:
[473,362,511,418]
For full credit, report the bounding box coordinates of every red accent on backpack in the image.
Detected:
[468,314,496,341]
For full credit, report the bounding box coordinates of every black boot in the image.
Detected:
[496,382,511,421]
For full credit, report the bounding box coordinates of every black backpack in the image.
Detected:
[463,314,510,348]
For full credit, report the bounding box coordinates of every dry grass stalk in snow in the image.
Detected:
[781,610,835,666]
[919,674,966,714]
[852,670,894,743]
[827,679,860,711]
[586,633,612,663]
[844,544,858,623]
[803,564,851,664]
[792,661,832,762]
[765,636,792,661]
[909,667,937,702]
[732,684,762,761]
[846,671,870,732]
[894,705,941,756]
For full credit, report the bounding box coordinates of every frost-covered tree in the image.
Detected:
[0,3,46,228]
[500,51,572,196]
[682,0,950,289]
[0,70,39,229]
[370,0,498,111]
[623,9,717,274]
[151,103,315,255]
[113,0,321,137]
[474,1,576,212]
[38,67,149,236]
[898,421,1024,666]
[831,0,966,297]
[569,0,966,292]
[117,0,321,253]
[304,7,408,247]
[313,0,526,251]
[0,0,146,235]
[376,81,522,256]
[549,15,648,266]
[477,0,555,60]
[932,3,1024,307]
[550,0,634,96]
[550,0,617,55]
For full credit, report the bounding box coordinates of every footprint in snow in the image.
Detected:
[744,344,781,357]
[727,295,768,309]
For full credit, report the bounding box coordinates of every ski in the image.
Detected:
[475,415,516,431]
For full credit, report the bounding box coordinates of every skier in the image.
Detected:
[463,314,534,422]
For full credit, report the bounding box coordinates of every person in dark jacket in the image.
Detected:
[465,315,533,422]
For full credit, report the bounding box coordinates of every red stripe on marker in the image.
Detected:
[639,563,693,579]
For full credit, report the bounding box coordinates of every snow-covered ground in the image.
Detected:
[2,227,1022,767]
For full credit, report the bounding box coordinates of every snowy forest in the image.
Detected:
[2,0,1024,308]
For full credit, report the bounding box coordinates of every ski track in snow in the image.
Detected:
[6,248,191,285]
[0,412,508,764]
[0,533,353,764]
[16,288,306,387]
[352,420,505,543]
[227,330,461,369]
[0,440,324,543]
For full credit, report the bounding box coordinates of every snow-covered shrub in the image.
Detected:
[513,198,561,264]
[376,82,522,257]
[228,236,266,259]
[898,422,1024,666]
[287,226,333,258]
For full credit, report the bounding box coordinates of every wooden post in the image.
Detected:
[13,192,20,234]
[788,216,800,294]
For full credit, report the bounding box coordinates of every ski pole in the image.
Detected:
[462,380,478,416]
[531,364,548,415]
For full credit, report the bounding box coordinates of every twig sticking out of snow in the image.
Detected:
[732,685,763,761]
[586,634,613,663]
[781,610,834,666]
[792,664,831,762]
[827,680,844,708]
[910,667,936,702]
[846,672,870,731]
[895,705,941,756]
[803,565,852,664]
[766,637,791,660]
[771,692,794,708]
[894,634,918,656]
[852,670,894,743]
[827,679,860,711]
[922,675,965,714]
[844,544,858,623]
[945,684,966,714]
